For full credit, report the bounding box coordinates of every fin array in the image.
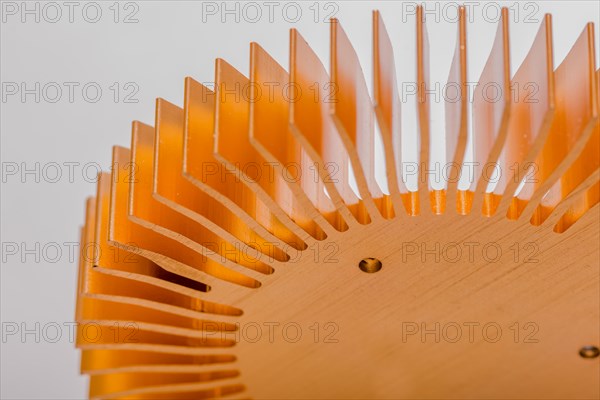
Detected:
[76,7,599,399]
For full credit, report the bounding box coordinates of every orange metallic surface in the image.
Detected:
[248,42,343,234]
[440,6,468,215]
[373,10,407,216]
[491,13,555,218]
[416,5,431,215]
[74,9,599,399]
[213,59,322,242]
[468,8,511,215]
[182,78,305,251]
[330,18,392,220]
[514,23,598,220]
[289,28,369,225]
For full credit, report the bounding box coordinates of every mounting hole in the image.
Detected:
[359,257,382,273]
[579,346,600,359]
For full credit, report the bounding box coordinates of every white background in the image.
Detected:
[1,1,599,398]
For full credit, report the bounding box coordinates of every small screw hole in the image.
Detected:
[579,346,600,359]
[359,257,382,273]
